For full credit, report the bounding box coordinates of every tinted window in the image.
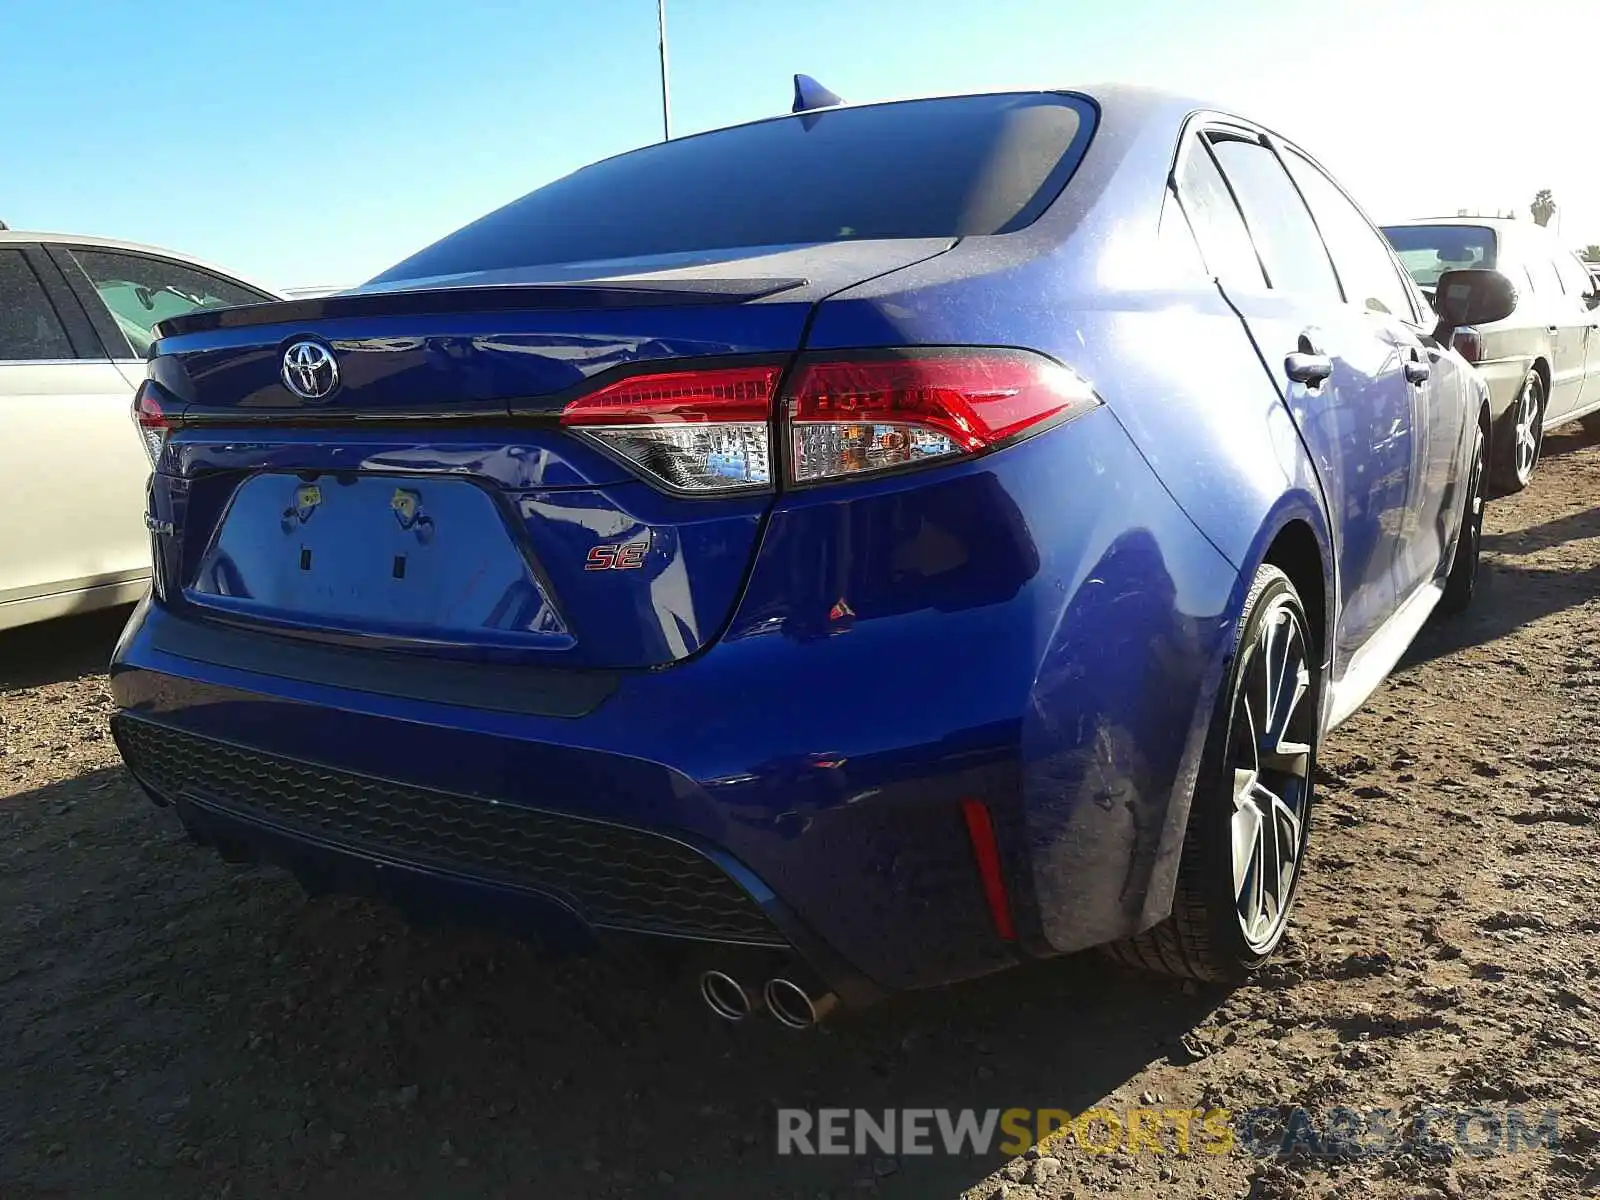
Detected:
[68,248,268,357]
[1382,224,1497,287]
[1207,135,1339,299]
[1282,150,1415,320]
[0,250,75,360]
[1174,137,1265,286]
[372,93,1095,284]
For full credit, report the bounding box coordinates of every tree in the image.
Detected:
[1585,245,1600,263]
[1531,189,1556,227]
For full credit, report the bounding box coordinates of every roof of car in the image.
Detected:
[0,229,281,296]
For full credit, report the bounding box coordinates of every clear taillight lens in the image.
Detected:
[785,352,1099,484]
[132,380,175,467]
[560,364,781,493]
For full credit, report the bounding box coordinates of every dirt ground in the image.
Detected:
[5,432,1600,1200]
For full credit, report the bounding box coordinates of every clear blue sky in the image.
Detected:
[4,0,1596,289]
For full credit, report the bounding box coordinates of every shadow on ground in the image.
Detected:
[1,761,1226,1199]
[0,603,134,693]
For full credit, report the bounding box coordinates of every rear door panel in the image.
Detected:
[1176,127,1417,668]
[1525,251,1587,420]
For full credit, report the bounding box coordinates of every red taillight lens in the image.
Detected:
[785,351,1099,484]
[560,365,781,493]
[557,352,1098,493]
[559,364,780,426]
[132,380,177,467]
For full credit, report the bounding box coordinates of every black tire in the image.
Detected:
[1439,419,1486,617]
[1105,564,1320,981]
[1491,369,1545,494]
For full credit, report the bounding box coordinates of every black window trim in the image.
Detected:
[48,243,277,362]
[1172,111,1426,328]
[1201,125,1344,302]
[1167,119,1270,288]
[43,243,135,359]
[0,244,101,363]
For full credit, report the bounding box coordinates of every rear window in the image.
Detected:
[371,93,1096,285]
[1381,224,1498,287]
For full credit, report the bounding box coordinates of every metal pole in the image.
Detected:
[657,0,671,141]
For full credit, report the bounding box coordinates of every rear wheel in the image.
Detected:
[1493,370,1545,493]
[1439,420,1486,617]
[1106,564,1319,981]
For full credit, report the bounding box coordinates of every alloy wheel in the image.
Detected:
[1228,595,1315,952]
[1514,377,1542,486]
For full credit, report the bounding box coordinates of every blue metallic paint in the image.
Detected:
[115,410,1239,990]
[112,86,1479,1003]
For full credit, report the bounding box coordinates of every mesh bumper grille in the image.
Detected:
[113,715,783,945]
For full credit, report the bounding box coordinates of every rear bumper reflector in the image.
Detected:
[960,798,1016,942]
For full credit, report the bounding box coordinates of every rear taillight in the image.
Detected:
[132,380,177,467]
[560,364,781,494]
[559,350,1098,493]
[786,351,1099,484]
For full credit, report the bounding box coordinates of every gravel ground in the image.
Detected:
[5,431,1600,1199]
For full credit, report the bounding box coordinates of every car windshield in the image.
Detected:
[1381,224,1498,288]
[370,92,1096,285]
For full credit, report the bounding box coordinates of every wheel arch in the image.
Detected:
[1132,490,1334,937]
[1532,355,1552,402]
[1235,490,1337,673]
[1262,519,1328,671]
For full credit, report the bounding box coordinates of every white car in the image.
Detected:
[0,232,279,630]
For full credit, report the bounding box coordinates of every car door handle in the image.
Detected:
[1286,352,1333,386]
[1548,325,1560,335]
[1404,347,1430,385]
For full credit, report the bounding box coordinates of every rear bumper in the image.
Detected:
[110,411,1243,998]
[110,597,1026,1000]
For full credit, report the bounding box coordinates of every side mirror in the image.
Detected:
[1433,268,1516,341]
[1586,291,1600,311]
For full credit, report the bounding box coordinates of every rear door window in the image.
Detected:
[66,248,270,358]
[1554,252,1596,303]
[1281,149,1417,322]
[372,93,1097,283]
[1173,136,1266,287]
[1206,133,1340,300]
[0,250,76,361]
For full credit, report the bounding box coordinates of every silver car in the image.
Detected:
[1384,217,1600,492]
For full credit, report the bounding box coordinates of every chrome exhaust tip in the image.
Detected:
[762,976,839,1029]
[700,970,756,1022]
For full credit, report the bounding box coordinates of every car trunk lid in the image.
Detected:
[146,240,953,670]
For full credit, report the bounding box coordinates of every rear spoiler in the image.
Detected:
[153,276,809,339]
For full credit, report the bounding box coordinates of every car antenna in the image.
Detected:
[792,74,843,114]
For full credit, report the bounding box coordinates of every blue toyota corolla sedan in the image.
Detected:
[111,85,1509,1026]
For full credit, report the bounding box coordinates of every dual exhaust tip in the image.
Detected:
[700,969,839,1029]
